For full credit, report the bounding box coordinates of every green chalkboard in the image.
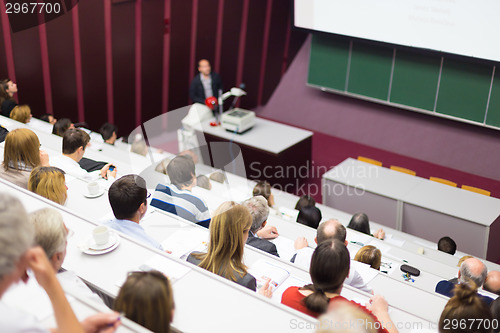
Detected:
[390,50,441,111]
[347,43,393,100]
[485,71,500,127]
[308,34,350,91]
[308,33,498,129]
[436,58,492,123]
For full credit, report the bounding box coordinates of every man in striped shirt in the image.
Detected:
[151,155,211,227]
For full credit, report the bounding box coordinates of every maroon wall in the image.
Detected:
[0,0,307,136]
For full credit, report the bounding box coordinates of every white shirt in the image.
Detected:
[51,154,100,181]
[293,247,373,294]
[0,301,49,333]
[0,270,104,332]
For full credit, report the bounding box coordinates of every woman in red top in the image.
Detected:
[281,239,398,333]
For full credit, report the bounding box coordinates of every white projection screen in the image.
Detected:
[294,0,500,62]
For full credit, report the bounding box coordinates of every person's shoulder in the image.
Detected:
[247,237,277,252]
[282,285,300,297]
[186,252,203,265]
[436,279,454,293]
[239,271,257,290]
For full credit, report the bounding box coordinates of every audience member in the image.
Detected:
[27,208,103,303]
[131,136,148,156]
[297,205,322,229]
[438,236,457,255]
[347,213,385,240]
[196,175,212,190]
[51,128,116,181]
[10,105,32,123]
[0,128,49,188]
[187,201,272,296]
[0,124,8,143]
[484,271,500,295]
[295,195,315,211]
[436,258,494,306]
[292,219,372,294]
[52,118,74,136]
[189,59,223,104]
[491,297,500,321]
[155,157,172,175]
[100,123,118,145]
[253,180,275,208]
[209,170,226,183]
[28,166,67,205]
[0,193,120,333]
[40,113,57,125]
[354,245,382,270]
[0,78,17,116]
[457,255,474,267]
[281,240,397,333]
[151,155,211,227]
[114,270,174,333]
[439,282,493,333]
[242,196,279,257]
[104,175,163,250]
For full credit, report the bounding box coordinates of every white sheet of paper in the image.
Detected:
[270,236,297,262]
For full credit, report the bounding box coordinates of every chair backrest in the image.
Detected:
[429,177,457,187]
[461,185,491,196]
[390,165,416,176]
[357,156,382,166]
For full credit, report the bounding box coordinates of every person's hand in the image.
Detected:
[100,164,117,179]
[81,312,121,333]
[373,228,385,240]
[23,247,58,290]
[256,225,279,239]
[294,237,308,250]
[39,149,50,167]
[257,278,273,298]
[367,294,389,316]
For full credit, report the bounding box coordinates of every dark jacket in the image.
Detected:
[189,72,223,104]
[246,233,279,257]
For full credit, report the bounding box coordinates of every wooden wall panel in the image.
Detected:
[78,0,107,131]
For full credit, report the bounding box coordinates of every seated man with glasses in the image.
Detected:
[103,174,163,250]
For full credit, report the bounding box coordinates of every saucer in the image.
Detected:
[83,187,105,198]
[81,233,120,255]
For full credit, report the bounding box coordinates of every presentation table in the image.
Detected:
[195,116,313,187]
[322,158,500,261]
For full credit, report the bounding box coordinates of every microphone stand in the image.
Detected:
[217,89,223,125]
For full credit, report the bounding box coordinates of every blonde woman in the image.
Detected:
[9,105,32,123]
[187,201,272,296]
[0,128,49,188]
[28,166,67,205]
[354,245,382,270]
[114,270,175,333]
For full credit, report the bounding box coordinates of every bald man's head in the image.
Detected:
[459,258,487,287]
[317,219,346,244]
[484,271,500,295]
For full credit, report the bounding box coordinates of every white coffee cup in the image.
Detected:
[92,226,110,245]
[87,182,100,196]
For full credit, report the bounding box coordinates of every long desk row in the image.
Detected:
[0,179,320,333]
[3,114,493,271]
[322,158,500,261]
